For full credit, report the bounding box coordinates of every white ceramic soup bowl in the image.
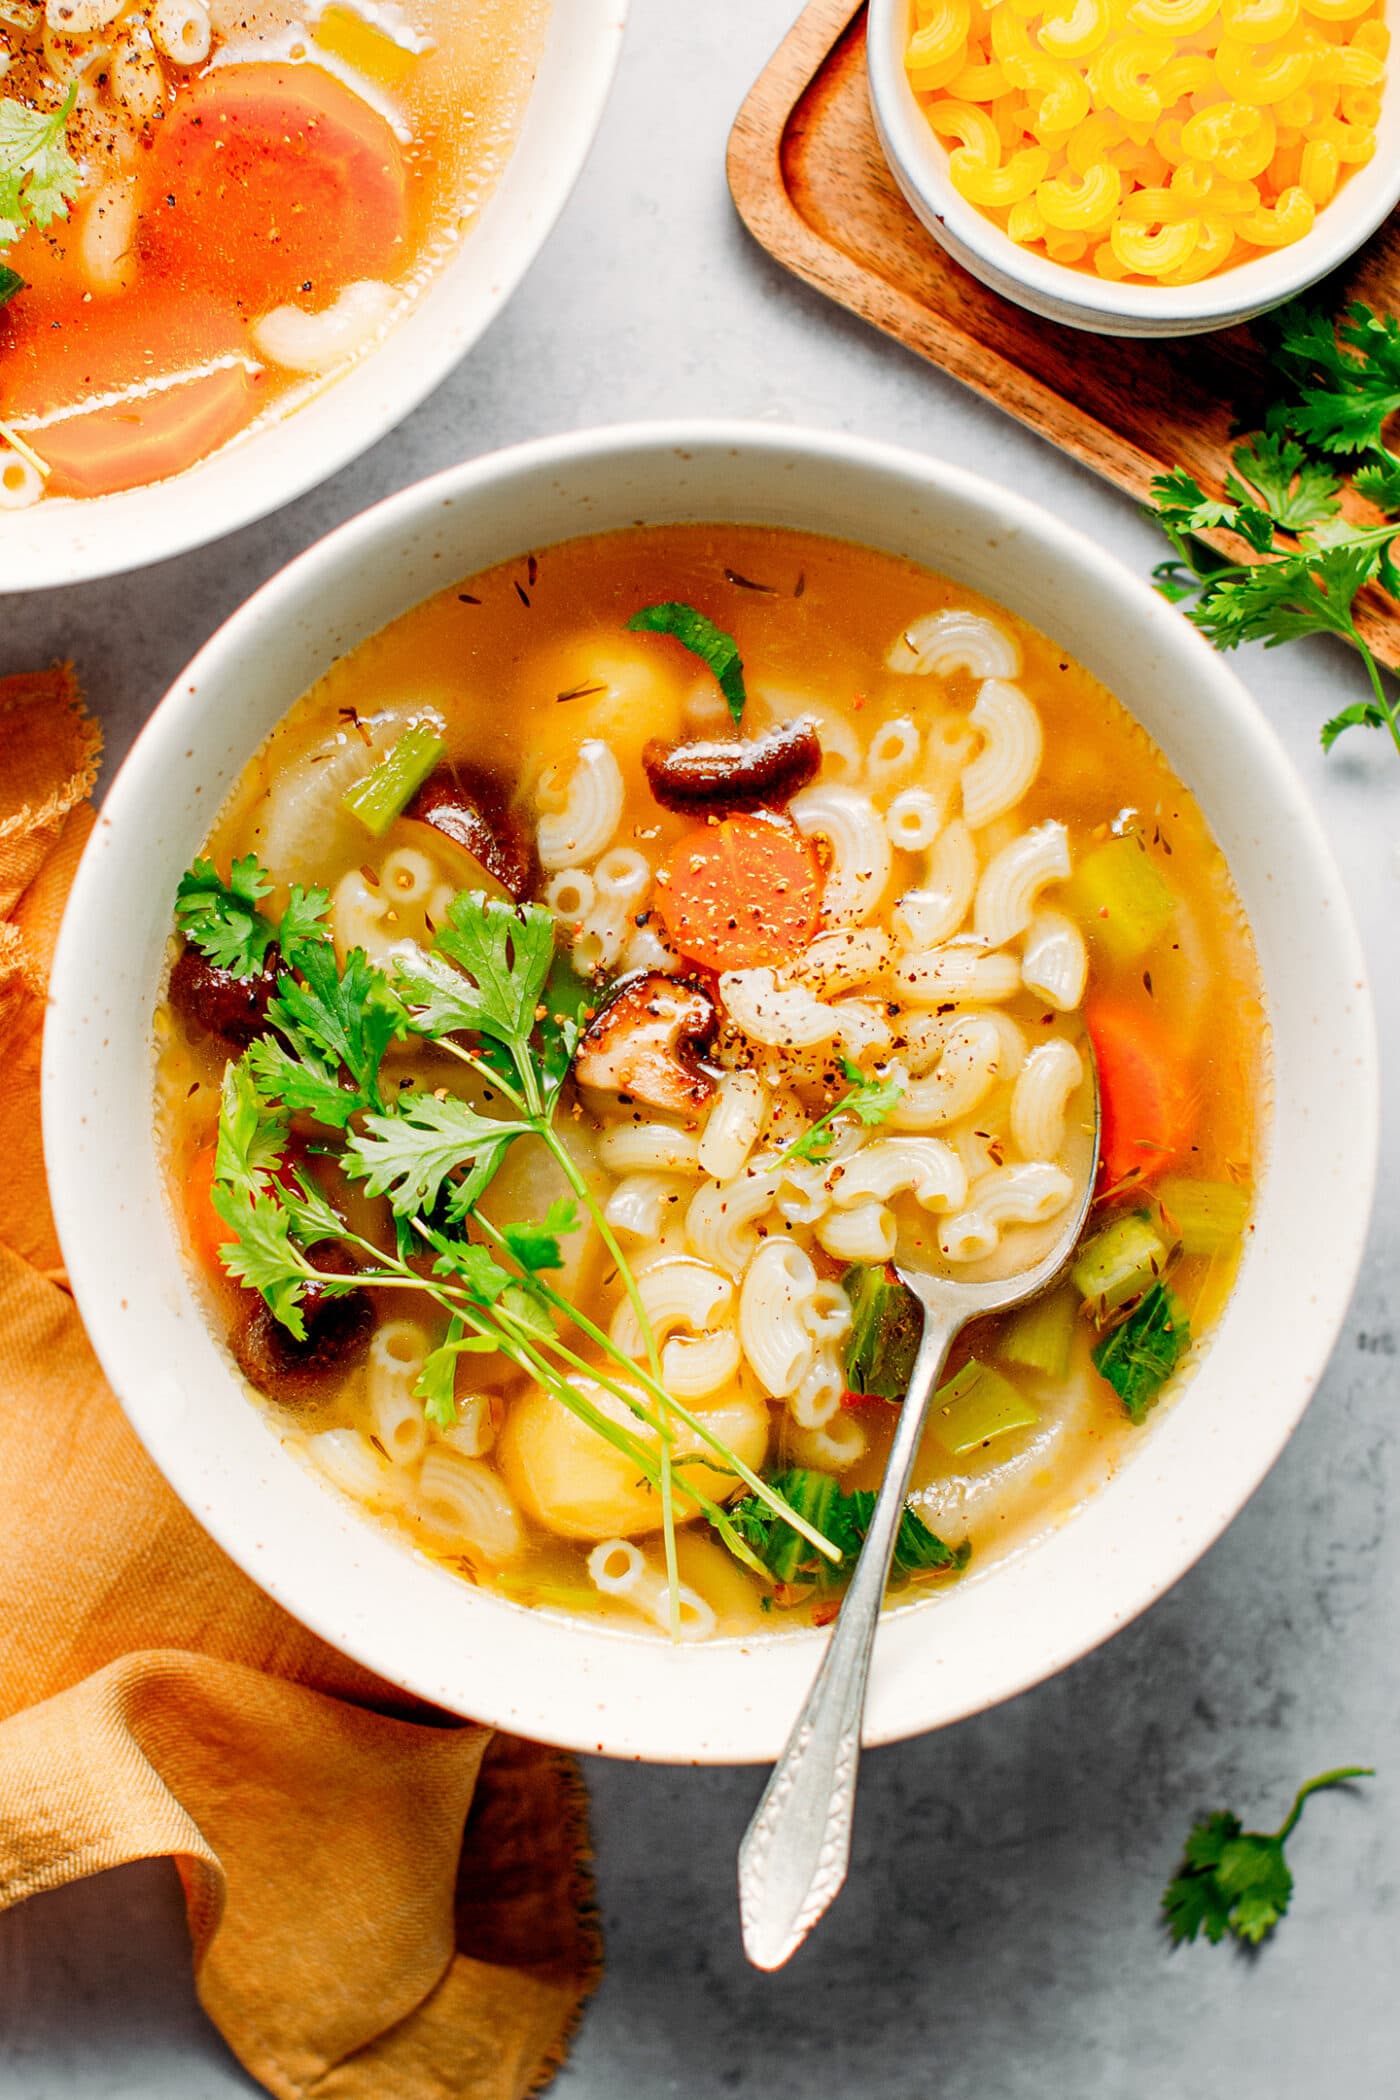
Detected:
[44,423,1377,1762]
[867,0,1400,338]
[0,0,626,593]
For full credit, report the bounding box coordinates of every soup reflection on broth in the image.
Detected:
[154,525,1266,1640]
[0,0,548,505]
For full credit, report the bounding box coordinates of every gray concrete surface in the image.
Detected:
[1,0,1396,2091]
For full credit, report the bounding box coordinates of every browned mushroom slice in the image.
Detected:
[229,1242,375,1409]
[168,940,281,1048]
[404,763,536,901]
[573,973,718,1116]
[642,717,821,816]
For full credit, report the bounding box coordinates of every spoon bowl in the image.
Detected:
[738,1053,1101,1971]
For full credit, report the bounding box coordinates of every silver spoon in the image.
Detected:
[738,1062,1101,1970]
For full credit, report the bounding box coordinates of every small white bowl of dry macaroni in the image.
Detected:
[867,0,1400,335]
[43,423,1377,1760]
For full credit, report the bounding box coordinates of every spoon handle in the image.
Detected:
[737,1307,961,1970]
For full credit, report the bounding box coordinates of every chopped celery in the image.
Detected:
[1071,1211,1169,1317]
[931,1357,1039,1457]
[1064,833,1177,962]
[342,723,447,838]
[1154,1176,1250,1257]
[723,1467,970,1585]
[1093,1283,1189,1424]
[843,1263,922,1401]
[1000,1284,1079,1381]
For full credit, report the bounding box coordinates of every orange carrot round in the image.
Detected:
[1085,999,1195,1190]
[653,812,824,972]
[140,63,409,312]
[186,1139,228,1275]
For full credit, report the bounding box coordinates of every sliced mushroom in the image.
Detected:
[168,941,280,1049]
[642,717,821,816]
[573,972,718,1116]
[229,1242,375,1409]
[405,763,536,901]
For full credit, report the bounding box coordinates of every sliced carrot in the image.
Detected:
[40,366,259,497]
[1085,999,1196,1191]
[186,1139,228,1275]
[140,63,409,313]
[653,812,823,973]
[0,286,260,495]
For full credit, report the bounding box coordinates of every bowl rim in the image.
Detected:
[866,0,1400,333]
[42,419,1380,1762]
[0,0,628,594]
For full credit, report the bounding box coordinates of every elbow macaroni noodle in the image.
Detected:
[906,0,1386,282]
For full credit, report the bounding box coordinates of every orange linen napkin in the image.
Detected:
[0,669,599,2100]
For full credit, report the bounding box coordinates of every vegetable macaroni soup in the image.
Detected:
[0,0,547,505]
[154,525,1266,1640]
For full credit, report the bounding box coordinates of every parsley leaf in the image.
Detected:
[783,1057,904,1165]
[500,1197,580,1273]
[175,856,277,976]
[267,942,405,1115]
[1163,1768,1372,1949]
[627,602,747,726]
[400,891,556,1052]
[1273,300,1400,458]
[0,88,81,251]
[343,1090,521,1219]
[1092,1281,1189,1424]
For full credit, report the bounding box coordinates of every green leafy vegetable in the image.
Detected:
[343,1090,519,1219]
[1146,301,1400,762]
[627,602,747,725]
[723,1466,970,1591]
[1092,1280,1189,1424]
[175,856,278,976]
[266,941,405,1116]
[341,722,446,837]
[843,1263,922,1402]
[782,1057,904,1165]
[398,891,556,1051]
[1162,1767,1373,1948]
[500,1198,580,1274]
[0,87,81,253]
[0,264,22,311]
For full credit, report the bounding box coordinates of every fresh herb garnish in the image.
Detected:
[1092,1280,1189,1424]
[1162,1767,1373,1948]
[627,602,747,725]
[191,859,841,1627]
[782,1056,903,1165]
[1147,301,1400,761]
[843,1263,921,1403]
[0,264,22,311]
[0,86,81,255]
[724,1466,969,1591]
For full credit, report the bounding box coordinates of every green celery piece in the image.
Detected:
[930,1357,1038,1457]
[342,723,446,838]
[843,1263,922,1401]
[1064,834,1177,963]
[1072,1211,1169,1317]
[1093,1281,1189,1424]
[999,1284,1078,1380]
[1154,1177,1250,1257]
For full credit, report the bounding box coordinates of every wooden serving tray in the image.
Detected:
[727,0,1400,669]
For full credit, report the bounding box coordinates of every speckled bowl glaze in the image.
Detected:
[43,423,1378,1761]
[1,0,626,593]
[867,0,1400,339]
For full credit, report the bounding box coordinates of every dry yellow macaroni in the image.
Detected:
[906,0,1388,282]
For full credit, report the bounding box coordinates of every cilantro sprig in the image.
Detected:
[1147,301,1400,763]
[189,858,841,1622]
[781,1057,904,1166]
[1162,1767,1373,1948]
[0,86,81,261]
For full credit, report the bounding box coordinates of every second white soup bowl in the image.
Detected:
[43,424,1377,1761]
